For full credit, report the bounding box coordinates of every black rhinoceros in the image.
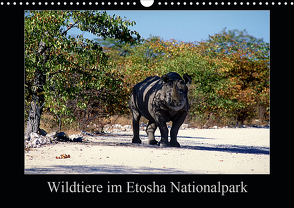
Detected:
[129,72,192,147]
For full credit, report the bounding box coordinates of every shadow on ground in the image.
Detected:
[85,134,269,155]
[24,164,210,174]
[180,144,269,155]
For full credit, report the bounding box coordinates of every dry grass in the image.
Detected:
[38,112,268,135]
[39,113,81,135]
[39,113,136,135]
[108,114,132,126]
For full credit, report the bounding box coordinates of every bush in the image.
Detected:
[104,29,269,127]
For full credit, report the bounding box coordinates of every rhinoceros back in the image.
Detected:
[131,76,161,120]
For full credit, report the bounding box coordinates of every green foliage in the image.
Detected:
[25,10,140,130]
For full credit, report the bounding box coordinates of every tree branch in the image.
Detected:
[61,21,79,36]
[46,69,62,82]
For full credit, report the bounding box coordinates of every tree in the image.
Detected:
[203,29,269,125]
[25,10,140,139]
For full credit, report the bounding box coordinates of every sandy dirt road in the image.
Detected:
[25,128,269,174]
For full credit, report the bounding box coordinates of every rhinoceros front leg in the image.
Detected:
[170,111,187,147]
[158,126,169,147]
[154,114,169,147]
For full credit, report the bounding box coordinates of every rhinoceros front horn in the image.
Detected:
[172,82,181,100]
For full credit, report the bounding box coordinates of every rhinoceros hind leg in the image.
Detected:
[130,95,142,144]
[131,112,141,144]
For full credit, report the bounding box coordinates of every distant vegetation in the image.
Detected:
[25,11,269,135]
[98,29,269,128]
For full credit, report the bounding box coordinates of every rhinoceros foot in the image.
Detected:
[170,141,181,147]
[158,141,169,147]
[132,137,142,144]
[149,140,158,145]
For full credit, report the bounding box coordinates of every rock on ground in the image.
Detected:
[25,131,84,149]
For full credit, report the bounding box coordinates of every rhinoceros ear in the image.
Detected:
[161,74,170,83]
[183,74,192,86]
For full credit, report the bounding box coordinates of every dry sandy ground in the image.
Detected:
[25,128,269,174]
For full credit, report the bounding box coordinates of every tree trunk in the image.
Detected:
[25,33,49,140]
[25,69,46,140]
[25,100,43,140]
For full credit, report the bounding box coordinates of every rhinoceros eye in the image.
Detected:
[179,80,185,85]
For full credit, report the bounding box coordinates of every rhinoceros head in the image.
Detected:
[160,72,192,111]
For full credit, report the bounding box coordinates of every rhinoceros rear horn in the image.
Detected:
[183,74,192,86]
